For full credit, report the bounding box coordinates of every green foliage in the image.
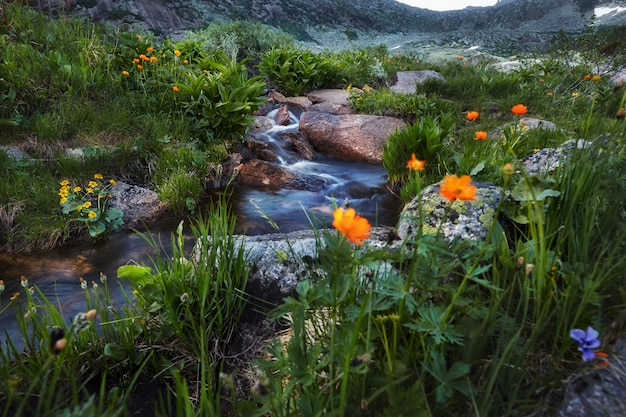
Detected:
[383,113,455,186]
[153,143,212,215]
[177,51,266,147]
[58,174,124,238]
[259,47,334,96]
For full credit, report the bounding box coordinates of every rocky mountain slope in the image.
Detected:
[70,0,626,54]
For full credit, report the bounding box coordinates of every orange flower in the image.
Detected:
[547,92,553,97]
[406,153,425,171]
[137,64,143,70]
[439,174,477,202]
[466,111,479,121]
[139,54,149,61]
[133,58,140,63]
[174,49,181,57]
[332,207,371,245]
[121,70,129,76]
[146,47,154,52]
[474,131,487,140]
[592,74,601,81]
[149,56,158,62]
[172,85,179,92]
[584,74,591,80]
[511,104,527,115]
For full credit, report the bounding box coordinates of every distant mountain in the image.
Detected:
[69,0,626,54]
[75,0,593,36]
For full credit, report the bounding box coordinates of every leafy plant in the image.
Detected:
[58,174,124,237]
[259,47,334,96]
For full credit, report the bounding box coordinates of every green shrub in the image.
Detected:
[383,113,456,187]
[258,47,334,96]
[177,51,266,147]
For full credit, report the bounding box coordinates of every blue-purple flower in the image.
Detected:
[570,326,601,361]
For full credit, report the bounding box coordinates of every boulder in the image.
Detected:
[279,131,317,160]
[522,139,591,176]
[390,70,446,93]
[299,112,406,164]
[242,227,396,306]
[306,89,351,107]
[397,181,503,245]
[108,181,168,230]
[274,105,291,126]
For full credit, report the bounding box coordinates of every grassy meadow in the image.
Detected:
[0,2,625,416]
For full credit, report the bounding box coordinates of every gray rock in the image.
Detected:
[241,227,396,305]
[397,181,503,245]
[306,89,351,106]
[0,146,30,160]
[556,336,626,417]
[108,181,168,230]
[390,70,446,94]
[522,139,592,176]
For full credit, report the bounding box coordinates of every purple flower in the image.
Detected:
[570,326,601,361]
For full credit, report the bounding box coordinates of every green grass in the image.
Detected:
[0,2,625,416]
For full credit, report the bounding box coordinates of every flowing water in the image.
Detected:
[0,107,401,346]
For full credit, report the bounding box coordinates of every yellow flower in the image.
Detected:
[466,111,479,121]
[88,211,97,219]
[174,49,181,56]
[60,197,67,204]
[439,174,477,202]
[183,59,188,64]
[94,174,103,179]
[77,205,83,211]
[59,188,69,197]
[109,179,117,185]
[60,179,70,186]
[83,201,92,208]
[511,104,528,115]
[10,292,19,301]
[74,186,82,193]
[86,188,93,193]
[571,92,579,97]
[332,207,371,245]
[88,181,97,188]
[592,74,601,81]
[406,153,426,171]
[122,70,129,76]
[474,131,488,140]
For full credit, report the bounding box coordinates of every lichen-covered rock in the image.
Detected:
[397,181,503,244]
[522,139,591,176]
[241,227,395,306]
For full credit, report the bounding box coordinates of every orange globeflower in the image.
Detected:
[511,104,528,115]
[466,111,479,121]
[584,74,591,80]
[122,70,129,76]
[146,47,154,52]
[137,64,143,70]
[439,174,477,202]
[172,85,179,92]
[547,92,553,97]
[332,207,371,245]
[474,131,487,140]
[406,153,425,171]
[174,49,181,57]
